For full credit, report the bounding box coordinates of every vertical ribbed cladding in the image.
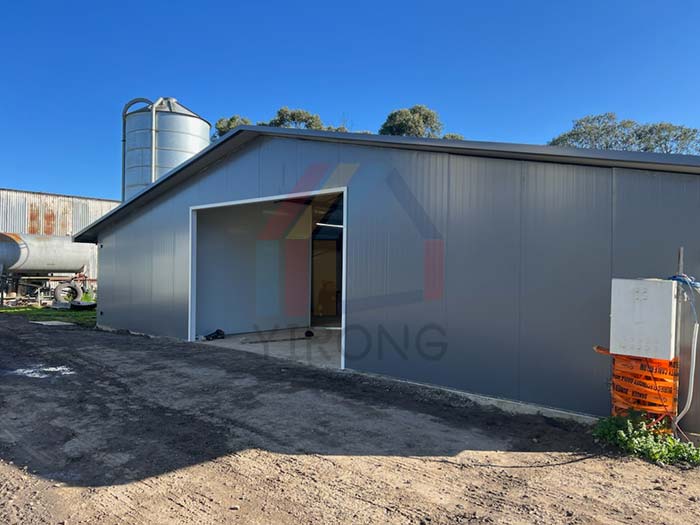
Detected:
[0,189,117,279]
[0,189,118,236]
[122,97,211,201]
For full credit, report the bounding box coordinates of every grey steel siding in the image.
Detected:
[98,139,307,337]
[518,163,612,413]
[343,148,450,385]
[342,152,613,415]
[446,157,522,400]
[611,168,700,429]
[96,136,698,421]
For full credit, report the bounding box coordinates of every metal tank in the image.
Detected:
[122,97,211,200]
[0,233,95,274]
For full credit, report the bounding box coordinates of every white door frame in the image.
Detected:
[188,186,348,370]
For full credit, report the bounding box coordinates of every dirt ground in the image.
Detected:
[0,315,699,524]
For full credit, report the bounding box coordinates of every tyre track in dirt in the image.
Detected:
[1,314,700,524]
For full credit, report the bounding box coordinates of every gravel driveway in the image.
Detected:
[0,314,698,524]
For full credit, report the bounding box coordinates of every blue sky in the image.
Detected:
[1,1,699,200]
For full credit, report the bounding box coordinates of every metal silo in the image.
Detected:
[122,97,211,200]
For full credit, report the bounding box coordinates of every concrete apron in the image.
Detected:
[201,326,599,425]
[202,326,342,369]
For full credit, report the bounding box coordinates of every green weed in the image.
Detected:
[593,412,700,466]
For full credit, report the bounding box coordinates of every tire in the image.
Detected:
[53,281,82,304]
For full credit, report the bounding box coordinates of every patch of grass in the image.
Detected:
[593,412,700,466]
[0,305,96,327]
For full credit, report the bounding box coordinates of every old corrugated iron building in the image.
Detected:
[0,188,118,236]
[75,126,700,431]
[0,189,118,281]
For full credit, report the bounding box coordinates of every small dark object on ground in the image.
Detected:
[70,301,97,311]
[305,330,314,337]
[205,329,226,341]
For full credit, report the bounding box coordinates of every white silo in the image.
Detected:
[122,97,211,200]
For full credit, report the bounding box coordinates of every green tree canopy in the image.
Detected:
[378,105,462,139]
[323,124,349,132]
[214,107,348,138]
[634,122,700,154]
[549,113,700,154]
[214,115,252,138]
[258,107,324,129]
[378,105,443,138]
[215,105,465,140]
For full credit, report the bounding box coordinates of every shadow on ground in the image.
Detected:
[0,315,596,487]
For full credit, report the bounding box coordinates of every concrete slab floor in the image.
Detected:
[202,326,341,368]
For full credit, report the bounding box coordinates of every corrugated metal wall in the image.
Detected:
[95,136,700,427]
[611,168,700,434]
[0,188,118,236]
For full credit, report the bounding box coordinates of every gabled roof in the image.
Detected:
[74,125,700,243]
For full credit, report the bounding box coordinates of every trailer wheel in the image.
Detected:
[54,282,82,304]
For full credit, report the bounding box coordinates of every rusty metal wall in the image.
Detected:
[0,189,118,236]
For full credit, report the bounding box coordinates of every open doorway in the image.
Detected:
[189,188,346,369]
[311,192,343,328]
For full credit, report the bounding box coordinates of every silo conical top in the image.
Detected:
[126,97,206,119]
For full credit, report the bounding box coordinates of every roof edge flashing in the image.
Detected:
[74,126,700,244]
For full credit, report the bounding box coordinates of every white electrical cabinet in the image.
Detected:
[610,278,678,360]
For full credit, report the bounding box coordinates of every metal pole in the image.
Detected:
[121,98,153,201]
[676,247,684,362]
[150,97,164,184]
[0,264,4,307]
[675,246,685,434]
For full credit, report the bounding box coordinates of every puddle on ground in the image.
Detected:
[3,364,76,379]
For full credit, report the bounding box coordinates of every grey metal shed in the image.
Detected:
[75,126,700,430]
